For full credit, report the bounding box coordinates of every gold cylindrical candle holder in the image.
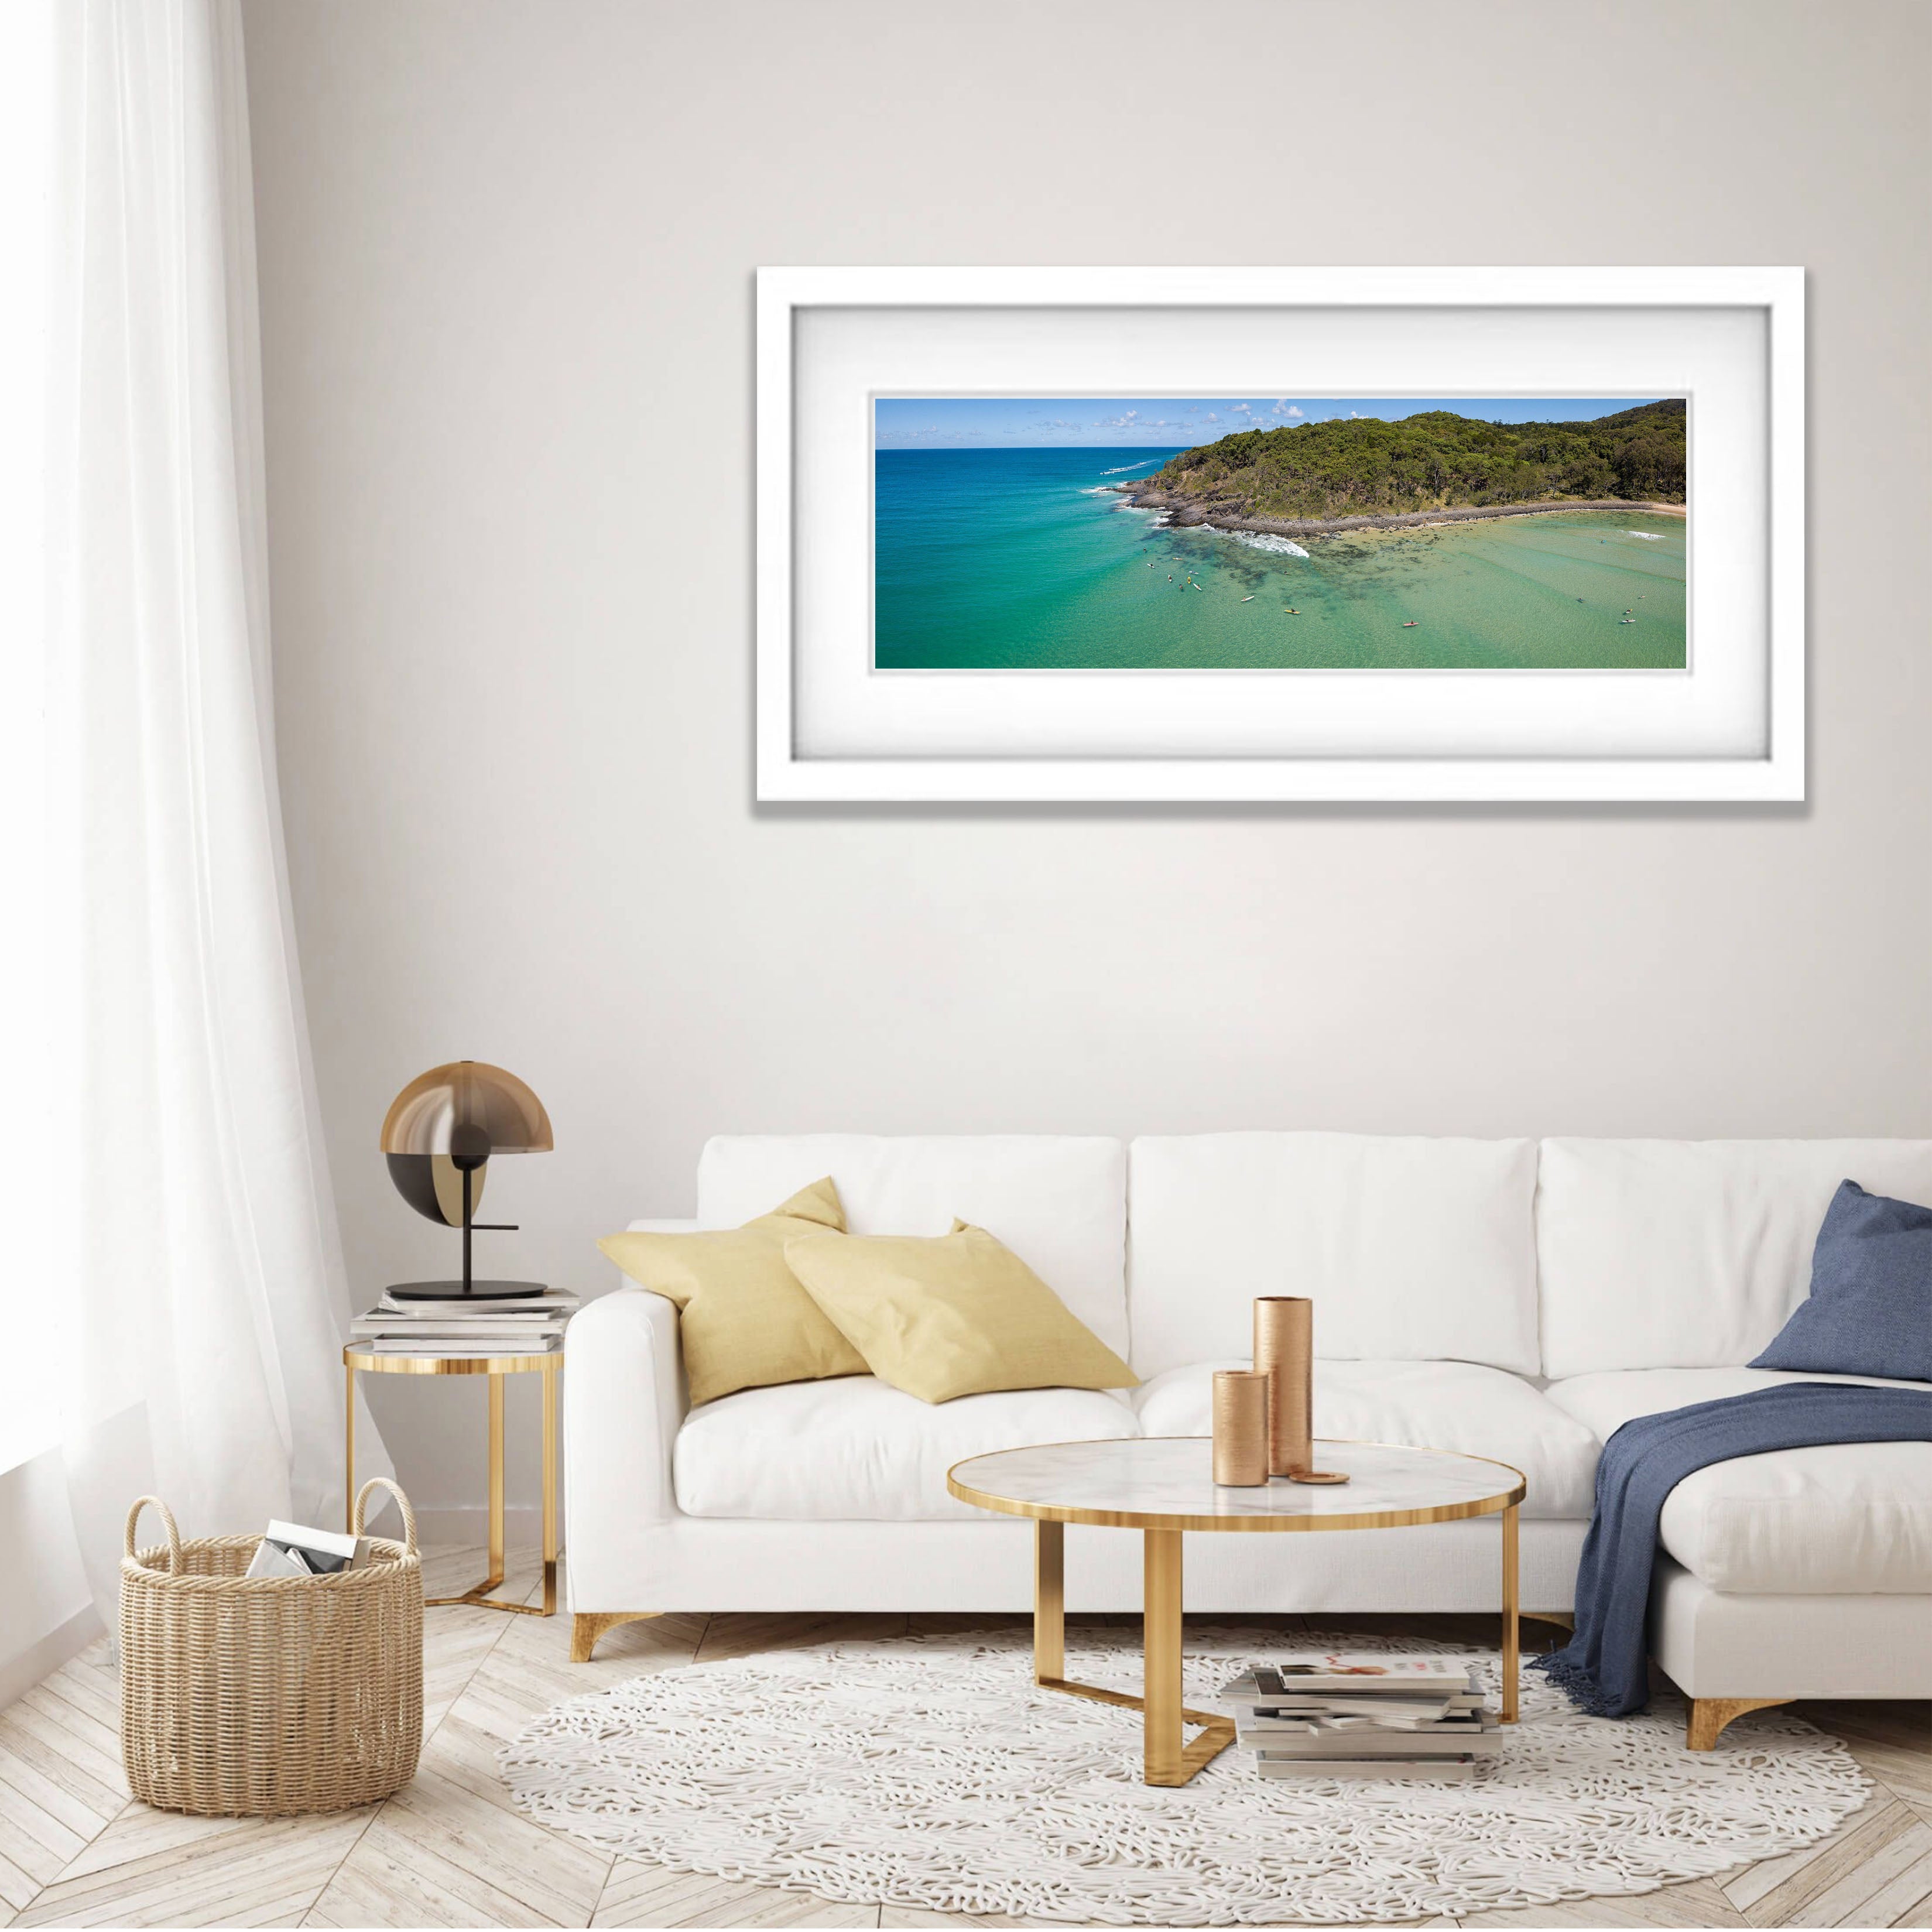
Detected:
[1253,1296,1349,1485]
[1253,1297,1311,1476]
[1211,1370,1269,1485]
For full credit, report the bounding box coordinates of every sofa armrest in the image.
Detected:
[564,1260,688,1610]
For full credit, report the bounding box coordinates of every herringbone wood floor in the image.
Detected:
[1,1547,1926,1928]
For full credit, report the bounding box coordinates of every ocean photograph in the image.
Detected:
[873,398,1688,672]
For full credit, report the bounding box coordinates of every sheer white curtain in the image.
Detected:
[18,0,387,1611]
[0,0,57,1485]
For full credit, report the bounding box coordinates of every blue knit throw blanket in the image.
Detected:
[1535,1381,1931,1718]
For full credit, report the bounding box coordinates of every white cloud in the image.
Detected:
[1271,399,1303,417]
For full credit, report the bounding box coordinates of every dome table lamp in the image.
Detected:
[381,1061,553,1301]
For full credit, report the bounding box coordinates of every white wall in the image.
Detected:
[0,1455,96,1709]
[241,0,1932,1517]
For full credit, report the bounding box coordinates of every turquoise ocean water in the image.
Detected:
[874,447,1687,670]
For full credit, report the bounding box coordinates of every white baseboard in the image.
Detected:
[0,1602,107,1712]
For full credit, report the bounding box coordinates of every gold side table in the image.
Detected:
[344,1345,560,1616]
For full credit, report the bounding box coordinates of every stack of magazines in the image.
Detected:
[349,1289,580,1357]
[1221,1654,1499,1779]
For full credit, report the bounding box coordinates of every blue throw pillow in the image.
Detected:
[1750,1179,1932,1381]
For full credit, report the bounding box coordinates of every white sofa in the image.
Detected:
[564,1133,1932,1744]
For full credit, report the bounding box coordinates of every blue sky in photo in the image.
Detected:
[874,396,1664,448]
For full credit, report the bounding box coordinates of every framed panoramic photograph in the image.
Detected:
[756,268,1803,803]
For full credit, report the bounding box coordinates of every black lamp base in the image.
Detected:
[386,1279,550,1302]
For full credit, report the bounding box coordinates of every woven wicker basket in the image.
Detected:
[120,1477,424,1816]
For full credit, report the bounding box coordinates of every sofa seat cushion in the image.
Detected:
[1131,1359,1599,1518]
[1546,1369,1932,1593]
[674,1375,1138,1522]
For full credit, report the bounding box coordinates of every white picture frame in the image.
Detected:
[756,267,1803,803]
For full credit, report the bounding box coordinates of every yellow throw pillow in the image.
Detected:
[598,1177,866,1406]
[784,1219,1138,1405]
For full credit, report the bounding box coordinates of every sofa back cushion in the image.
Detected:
[1537,1139,1932,1378]
[1126,1133,1540,1379]
[696,1135,1130,1359]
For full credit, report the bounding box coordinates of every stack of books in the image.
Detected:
[349,1289,580,1358]
[1221,1654,1501,1780]
[245,1519,375,1578]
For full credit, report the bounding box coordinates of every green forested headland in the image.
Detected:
[1140,400,1686,520]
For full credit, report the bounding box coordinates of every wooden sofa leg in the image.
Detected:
[1686,1696,1790,1750]
[571,1610,660,1663]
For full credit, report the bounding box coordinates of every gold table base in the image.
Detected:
[1029,1501,1519,1786]
[1033,1520,1236,1786]
[343,1347,560,1617]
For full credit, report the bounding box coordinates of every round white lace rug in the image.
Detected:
[499,1627,1869,1926]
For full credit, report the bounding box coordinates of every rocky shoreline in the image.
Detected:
[1110,488,1687,539]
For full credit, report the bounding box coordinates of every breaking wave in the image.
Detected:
[1222,530,1310,558]
[1625,530,1666,540]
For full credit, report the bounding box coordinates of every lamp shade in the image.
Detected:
[379,1061,553,1159]
[381,1061,552,1298]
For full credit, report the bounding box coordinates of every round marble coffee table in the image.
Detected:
[947,1436,1526,1787]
